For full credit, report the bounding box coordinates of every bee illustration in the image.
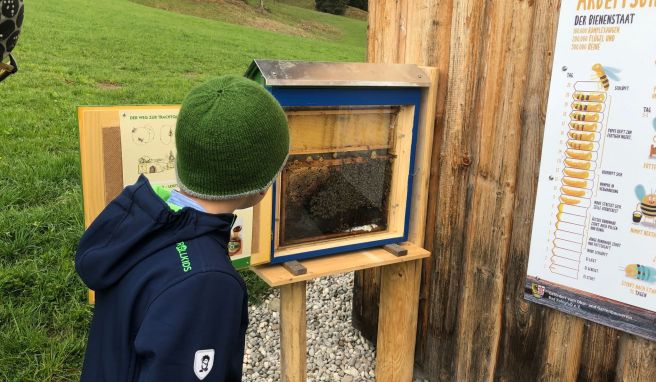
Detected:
[572,101,602,112]
[132,126,154,145]
[571,111,599,122]
[570,122,597,132]
[623,264,656,283]
[573,92,605,102]
[568,131,595,142]
[591,63,621,91]
[633,185,656,224]
[567,141,594,151]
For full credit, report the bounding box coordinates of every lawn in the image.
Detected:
[130,0,367,46]
[0,0,365,380]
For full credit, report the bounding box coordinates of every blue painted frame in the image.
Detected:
[266,87,422,264]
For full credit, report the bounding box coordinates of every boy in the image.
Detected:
[76,75,290,381]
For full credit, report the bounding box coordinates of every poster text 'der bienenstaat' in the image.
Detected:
[527,1,656,341]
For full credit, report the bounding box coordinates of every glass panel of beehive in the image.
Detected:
[279,106,400,247]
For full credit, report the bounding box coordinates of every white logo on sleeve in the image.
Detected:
[194,349,215,380]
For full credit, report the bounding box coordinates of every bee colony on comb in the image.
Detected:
[278,107,400,246]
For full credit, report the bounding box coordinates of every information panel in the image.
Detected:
[526,1,656,340]
[78,106,253,271]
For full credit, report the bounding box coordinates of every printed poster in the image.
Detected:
[526,1,656,340]
[119,108,253,269]
[119,109,180,188]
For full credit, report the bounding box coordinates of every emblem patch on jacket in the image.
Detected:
[194,349,215,380]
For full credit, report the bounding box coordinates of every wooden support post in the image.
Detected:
[254,244,430,381]
[280,281,307,382]
[375,259,422,382]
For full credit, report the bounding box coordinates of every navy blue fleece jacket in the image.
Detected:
[76,175,248,381]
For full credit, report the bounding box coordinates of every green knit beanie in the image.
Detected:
[175,75,289,199]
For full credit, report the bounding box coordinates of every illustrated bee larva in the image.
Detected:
[568,131,595,141]
[567,141,594,151]
[562,177,588,188]
[592,63,609,91]
[624,264,656,283]
[571,111,599,122]
[572,102,602,112]
[564,168,589,179]
[560,195,582,205]
[566,149,592,161]
[561,186,586,198]
[570,122,597,132]
[564,158,591,170]
[573,92,605,102]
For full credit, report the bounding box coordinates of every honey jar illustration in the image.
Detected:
[228,225,243,256]
[632,209,643,223]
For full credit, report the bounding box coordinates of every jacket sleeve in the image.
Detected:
[134,272,248,382]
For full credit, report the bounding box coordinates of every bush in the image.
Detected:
[348,0,367,11]
[315,0,348,15]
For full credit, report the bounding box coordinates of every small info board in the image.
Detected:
[78,106,253,272]
[526,2,656,340]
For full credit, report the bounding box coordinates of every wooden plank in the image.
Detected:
[274,231,406,260]
[249,187,272,266]
[537,312,585,381]
[386,106,415,238]
[493,1,561,380]
[280,282,307,382]
[420,0,488,377]
[354,0,405,342]
[78,108,111,227]
[578,324,619,381]
[367,0,407,64]
[285,108,396,116]
[375,259,422,382]
[451,1,537,379]
[287,109,393,154]
[615,334,656,381]
[252,242,430,287]
[413,1,454,365]
[408,66,438,246]
[352,267,381,343]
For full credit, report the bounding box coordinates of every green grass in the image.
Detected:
[130,0,367,47]
[0,0,364,380]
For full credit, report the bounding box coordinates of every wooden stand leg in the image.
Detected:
[280,281,307,382]
[375,259,422,382]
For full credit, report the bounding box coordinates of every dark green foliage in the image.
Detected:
[348,0,367,11]
[315,0,348,15]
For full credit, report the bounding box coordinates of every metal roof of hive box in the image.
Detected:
[245,60,430,88]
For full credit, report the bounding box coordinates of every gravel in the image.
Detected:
[242,272,428,382]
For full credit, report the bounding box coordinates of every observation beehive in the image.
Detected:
[245,60,431,265]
